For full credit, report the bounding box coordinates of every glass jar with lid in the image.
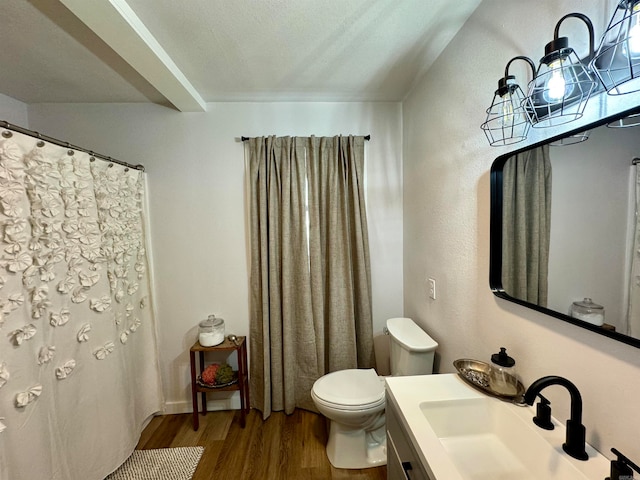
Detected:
[569,298,604,326]
[198,315,225,346]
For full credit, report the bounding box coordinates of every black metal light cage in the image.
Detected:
[591,0,640,95]
[481,56,536,146]
[525,13,598,128]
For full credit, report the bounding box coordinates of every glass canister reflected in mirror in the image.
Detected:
[570,298,605,326]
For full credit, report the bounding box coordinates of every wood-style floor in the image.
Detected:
[136,409,387,479]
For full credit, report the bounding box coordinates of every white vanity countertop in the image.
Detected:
[385,373,610,480]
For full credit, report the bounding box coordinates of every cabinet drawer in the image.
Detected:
[386,400,432,480]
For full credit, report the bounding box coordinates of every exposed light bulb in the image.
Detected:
[546,61,567,101]
[542,58,576,103]
[500,94,515,127]
[628,25,640,55]
[626,3,640,57]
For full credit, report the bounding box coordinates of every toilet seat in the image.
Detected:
[312,368,385,410]
[312,392,385,411]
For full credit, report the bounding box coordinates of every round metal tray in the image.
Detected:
[453,358,525,401]
[196,373,238,389]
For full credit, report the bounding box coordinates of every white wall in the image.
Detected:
[0,93,28,126]
[403,0,640,463]
[26,101,404,413]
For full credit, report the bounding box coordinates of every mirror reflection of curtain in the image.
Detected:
[502,145,552,306]
[627,164,640,337]
[247,135,374,420]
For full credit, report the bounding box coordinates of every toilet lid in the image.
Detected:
[312,368,384,406]
[386,317,438,352]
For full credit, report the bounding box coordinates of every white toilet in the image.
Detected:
[311,317,438,469]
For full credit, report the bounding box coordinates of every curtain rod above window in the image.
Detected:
[0,120,145,172]
[241,135,370,141]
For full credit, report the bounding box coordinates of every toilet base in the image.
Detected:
[325,418,387,469]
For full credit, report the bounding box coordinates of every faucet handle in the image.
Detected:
[606,448,639,480]
[533,394,554,430]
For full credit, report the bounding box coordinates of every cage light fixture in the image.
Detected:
[607,111,640,127]
[524,13,598,128]
[549,129,591,146]
[481,56,536,146]
[591,0,640,95]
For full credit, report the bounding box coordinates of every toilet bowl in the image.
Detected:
[311,368,386,469]
[311,317,438,469]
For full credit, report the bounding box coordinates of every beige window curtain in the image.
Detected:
[247,135,374,420]
[501,145,552,306]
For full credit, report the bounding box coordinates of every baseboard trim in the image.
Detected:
[163,392,242,415]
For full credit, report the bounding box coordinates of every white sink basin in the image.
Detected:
[421,397,585,480]
[386,374,609,480]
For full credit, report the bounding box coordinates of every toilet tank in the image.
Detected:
[386,317,438,376]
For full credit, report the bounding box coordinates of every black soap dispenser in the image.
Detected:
[490,347,517,396]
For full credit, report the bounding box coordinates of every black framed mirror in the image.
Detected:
[490,105,640,349]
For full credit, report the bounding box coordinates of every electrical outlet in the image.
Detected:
[428,277,436,300]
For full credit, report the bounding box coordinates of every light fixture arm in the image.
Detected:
[553,13,595,58]
[495,56,537,96]
[504,56,537,80]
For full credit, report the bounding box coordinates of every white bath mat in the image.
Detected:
[105,447,204,480]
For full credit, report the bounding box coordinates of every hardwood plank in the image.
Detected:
[169,410,233,447]
[137,409,387,480]
[135,415,164,449]
[137,414,185,450]
[300,408,331,469]
[211,408,263,478]
[245,410,286,479]
[191,442,225,479]
[279,409,303,478]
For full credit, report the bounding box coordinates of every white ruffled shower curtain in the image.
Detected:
[0,129,162,480]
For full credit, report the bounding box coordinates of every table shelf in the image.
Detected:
[189,336,249,430]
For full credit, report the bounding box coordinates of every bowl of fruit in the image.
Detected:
[197,362,237,388]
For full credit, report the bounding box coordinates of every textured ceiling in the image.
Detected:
[1,1,166,104]
[0,0,481,109]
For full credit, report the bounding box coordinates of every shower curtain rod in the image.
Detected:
[241,135,371,141]
[0,120,145,172]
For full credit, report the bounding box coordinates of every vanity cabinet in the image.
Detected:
[386,397,433,480]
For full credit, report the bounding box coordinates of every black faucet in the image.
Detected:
[523,375,588,461]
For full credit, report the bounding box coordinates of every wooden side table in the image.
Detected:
[189,336,249,431]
